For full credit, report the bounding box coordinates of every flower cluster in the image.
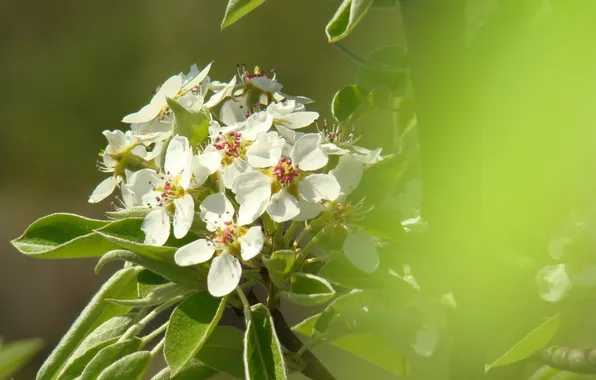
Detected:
[90,63,387,297]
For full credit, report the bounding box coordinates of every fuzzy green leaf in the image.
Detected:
[0,339,44,380]
[164,292,227,376]
[331,85,371,122]
[244,304,287,380]
[106,207,151,220]
[221,0,267,30]
[262,250,296,288]
[11,213,116,259]
[36,267,140,380]
[94,218,177,257]
[107,283,194,307]
[318,260,385,289]
[166,98,210,147]
[152,359,217,380]
[137,270,170,298]
[326,0,374,43]
[195,327,244,379]
[279,273,335,306]
[96,351,152,380]
[80,338,143,380]
[485,314,561,372]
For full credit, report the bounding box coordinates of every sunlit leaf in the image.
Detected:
[166,98,210,147]
[79,338,142,380]
[0,339,44,380]
[331,85,371,122]
[151,359,218,380]
[263,250,296,288]
[196,327,244,379]
[94,218,177,257]
[279,273,335,306]
[326,0,374,43]
[221,0,267,30]
[96,351,153,380]
[244,304,287,379]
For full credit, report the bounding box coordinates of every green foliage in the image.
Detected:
[244,304,287,380]
[279,273,335,306]
[36,267,139,380]
[79,338,143,379]
[221,0,267,30]
[326,0,374,43]
[318,260,385,289]
[96,351,153,380]
[331,85,371,122]
[357,45,409,95]
[164,292,227,376]
[262,250,296,288]
[166,98,210,147]
[106,283,193,307]
[0,338,43,380]
[106,207,151,220]
[152,359,218,380]
[195,327,244,379]
[94,218,177,257]
[55,338,117,380]
[485,314,561,372]
[136,270,170,298]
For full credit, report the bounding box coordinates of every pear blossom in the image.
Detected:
[267,100,319,130]
[89,129,165,203]
[233,133,340,224]
[174,193,264,297]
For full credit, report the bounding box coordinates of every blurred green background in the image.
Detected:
[0,1,416,378]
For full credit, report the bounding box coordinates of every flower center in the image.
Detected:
[273,158,300,186]
[213,131,249,164]
[244,102,267,118]
[242,69,268,81]
[210,221,247,257]
[153,177,185,207]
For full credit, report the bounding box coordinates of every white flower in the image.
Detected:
[233,133,340,224]
[174,193,264,297]
[124,136,197,246]
[204,76,237,109]
[242,69,283,94]
[122,75,182,124]
[89,130,164,203]
[330,154,364,196]
[267,100,319,130]
[536,263,572,302]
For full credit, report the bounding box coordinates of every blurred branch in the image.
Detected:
[332,42,406,73]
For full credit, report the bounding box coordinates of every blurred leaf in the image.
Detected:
[96,351,152,380]
[137,270,170,298]
[0,338,44,380]
[357,45,409,95]
[79,338,143,380]
[166,98,210,147]
[57,314,136,379]
[485,314,561,372]
[263,250,296,288]
[466,0,499,43]
[107,283,194,307]
[279,273,335,306]
[152,359,218,380]
[36,267,140,380]
[164,292,227,376]
[95,218,177,257]
[11,213,116,259]
[331,85,370,122]
[244,304,287,379]
[313,290,379,336]
[221,0,267,30]
[96,250,202,288]
[332,334,408,376]
[318,260,385,289]
[195,327,244,379]
[106,207,151,220]
[372,0,397,6]
[326,0,374,43]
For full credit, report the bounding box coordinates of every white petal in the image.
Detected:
[299,174,341,202]
[204,76,237,108]
[351,146,385,165]
[330,154,363,195]
[123,169,161,207]
[238,197,269,226]
[267,100,295,117]
[246,132,285,168]
[175,239,215,266]
[267,189,300,222]
[102,130,129,152]
[89,176,118,203]
[292,200,325,221]
[233,171,272,204]
[182,62,212,91]
[249,77,283,93]
[239,226,264,261]
[290,133,328,171]
[275,125,304,144]
[343,231,380,273]
[321,142,350,155]
[276,111,319,130]
[142,208,171,246]
[177,92,204,112]
[156,75,183,100]
[219,98,247,125]
[200,193,234,230]
[242,112,273,141]
[192,147,222,187]
[173,194,194,239]
[208,253,242,297]
[222,158,251,189]
[536,264,572,302]
[165,135,192,177]
[122,103,162,124]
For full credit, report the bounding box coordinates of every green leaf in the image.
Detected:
[326,0,374,43]
[318,260,385,289]
[313,290,377,336]
[164,292,227,376]
[331,85,371,122]
[221,0,267,30]
[36,267,140,380]
[357,45,409,95]
[0,339,44,380]
[262,250,296,288]
[291,314,320,337]
[196,327,244,379]
[106,207,151,220]
[11,213,116,259]
[485,314,561,372]
[244,304,287,380]
[279,273,335,306]
[96,351,152,380]
[94,218,176,257]
[57,314,136,379]
[166,98,210,147]
[137,270,170,298]
[107,283,194,307]
[80,338,143,380]
[152,359,218,380]
[96,250,202,289]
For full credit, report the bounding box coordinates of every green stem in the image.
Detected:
[292,225,332,272]
[292,224,311,248]
[332,42,405,73]
[297,334,329,357]
[262,213,276,236]
[141,322,169,346]
[119,296,184,341]
[235,287,252,324]
[274,222,283,249]
[283,221,301,248]
[150,338,165,356]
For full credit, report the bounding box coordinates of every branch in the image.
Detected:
[539,346,596,374]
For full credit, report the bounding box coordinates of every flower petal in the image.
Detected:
[208,253,242,297]
[174,239,215,266]
[243,112,273,141]
[222,158,251,189]
[239,226,264,261]
[343,231,380,273]
[122,103,162,124]
[249,77,283,93]
[238,197,269,226]
[276,111,319,130]
[267,189,300,222]
[219,98,247,125]
[192,146,222,187]
[330,154,363,195]
[165,135,192,177]
[173,194,194,239]
[181,62,212,91]
[233,171,272,204]
[246,132,285,168]
[102,130,129,152]
[290,133,328,171]
[142,208,171,246]
[122,169,161,208]
[299,174,341,202]
[204,76,237,108]
[200,192,234,230]
[292,199,325,221]
[89,176,118,203]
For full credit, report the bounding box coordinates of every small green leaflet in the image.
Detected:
[221,0,267,30]
[326,0,374,43]
[244,304,287,379]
